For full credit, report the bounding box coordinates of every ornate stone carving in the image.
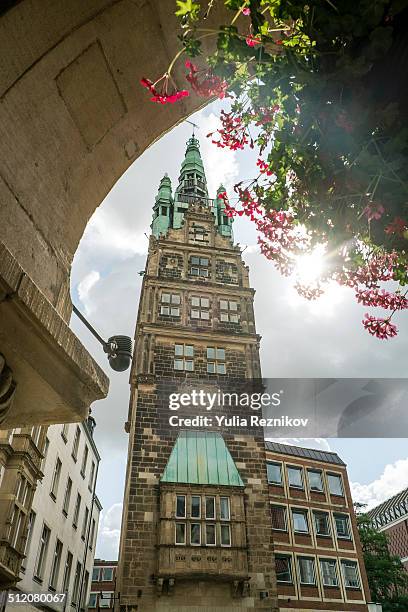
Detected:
[0,353,17,426]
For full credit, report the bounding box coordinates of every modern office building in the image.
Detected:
[368,487,408,573]
[11,418,102,611]
[88,559,118,610]
[115,137,372,611]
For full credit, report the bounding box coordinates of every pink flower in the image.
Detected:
[363,202,385,221]
[256,158,273,176]
[246,36,261,47]
[185,61,229,99]
[362,314,398,339]
[140,76,189,105]
[242,7,250,15]
[385,217,407,236]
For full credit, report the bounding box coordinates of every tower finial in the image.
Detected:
[186,119,199,138]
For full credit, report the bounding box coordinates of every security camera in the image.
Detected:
[104,335,133,372]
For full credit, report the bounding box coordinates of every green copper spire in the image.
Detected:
[151,173,173,238]
[173,137,209,229]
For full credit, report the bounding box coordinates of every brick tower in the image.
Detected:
[116,137,279,611]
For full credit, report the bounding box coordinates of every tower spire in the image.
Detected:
[173,136,209,229]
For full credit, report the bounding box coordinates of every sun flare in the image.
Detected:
[293,244,326,285]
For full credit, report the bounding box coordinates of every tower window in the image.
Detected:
[160,293,181,316]
[220,524,231,547]
[191,496,201,518]
[190,523,201,546]
[219,299,239,323]
[191,296,210,320]
[190,256,209,277]
[205,524,216,546]
[174,345,194,371]
[175,524,186,545]
[207,347,226,374]
[161,206,168,215]
[176,495,186,518]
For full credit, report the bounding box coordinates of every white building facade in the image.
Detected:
[13,418,101,611]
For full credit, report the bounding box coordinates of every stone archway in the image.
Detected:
[0,0,226,427]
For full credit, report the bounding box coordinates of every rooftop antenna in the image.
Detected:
[186,119,199,137]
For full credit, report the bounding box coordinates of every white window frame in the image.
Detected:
[287,466,304,489]
[308,469,324,492]
[220,523,231,547]
[175,523,186,545]
[275,554,292,583]
[220,497,230,521]
[297,556,316,585]
[191,495,201,519]
[176,494,186,518]
[320,558,339,587]
[314,511,331,537]
[205,523,216,546]
[190,523,201,546]
[292,509,309,534]
[205,496,215,520]
[335,514,351,539]
[270,504,287,531]
[267,462,282,485]
[328,473,344,496]
[341,560,360,588]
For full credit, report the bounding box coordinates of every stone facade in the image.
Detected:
[116,141,278,611]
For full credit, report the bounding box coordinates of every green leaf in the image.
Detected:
[175,0,200,19]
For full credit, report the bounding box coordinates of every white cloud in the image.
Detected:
[97,503,123,559]
[77,270,100,315]
[351,457,408,510]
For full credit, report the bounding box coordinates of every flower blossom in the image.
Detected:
[185,61,228,99]
[207,110,249,150]
[246,36,261,47]
[256,158,273,176]
[363,202,385,221]
[362,314,397,339]
[385,217,407,237]
[242,7,250,16]
[356,288,408,310]
[140,76,189,104]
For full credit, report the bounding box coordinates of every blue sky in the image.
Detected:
[70,100,408,560]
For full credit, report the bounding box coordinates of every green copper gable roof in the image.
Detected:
[161,431,244,487]
[179,136,206,177]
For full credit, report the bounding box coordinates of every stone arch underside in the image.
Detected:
[0,0,227,427]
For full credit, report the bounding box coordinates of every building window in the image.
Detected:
[220,497,230,521]
[81,571,90,609]
[320,559,339,586]
[205,496,215,520]
[61,423,69,442]
[206,347,226,374]
[72,426,81,461]
[99,592,113,608]
[49,539,63,590]
[191,296,210,319]
[275,555,292,583]
[50,458,62,500]
[73,493,81,528]
[62,551,73,593]
[219,299,239,323]
[71,561,82,605]
[271,505,287,531]
[341,560,360,588]
[81,445,89,478]
[292,509,309,533]
[220,524,231,546]
[205,524,216,546]
[175,523,186,545]
[11,506,24,550]
[35,523,51,580]
[62,477,72,516]
[89,461,96,491]
[160,293,181,316]
[81,507,89,540]
[174,345,194,371]
[267,462,282,485]
[88,593,97,609]
[191,496,201,518]
[314,511,331,536]
[328,473,344,496]
[287,466,303,489]
[92,567,100,582]
[22,510,36,566]
[190,523,201,546]
[89,518,96,550]
[308,469,323,492]
[102,567,114,581]
[176,495,186,518]
[41,437,50,471]
[298,557,316,585]
[190,256,209,277]
[335,514,351,539]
